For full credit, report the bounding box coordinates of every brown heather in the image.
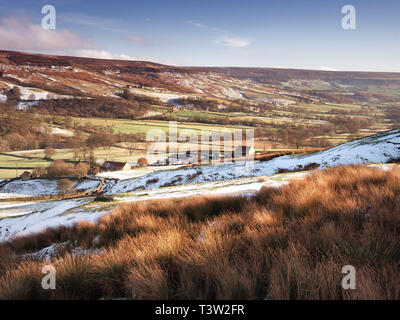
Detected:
[0,165,400,300]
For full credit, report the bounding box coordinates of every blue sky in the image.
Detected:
[1,0,400,71]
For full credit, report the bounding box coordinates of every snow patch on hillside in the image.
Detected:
[6,84,73,101]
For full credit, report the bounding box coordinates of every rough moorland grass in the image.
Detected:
[1,165,400,300]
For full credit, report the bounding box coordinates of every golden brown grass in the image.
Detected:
[1,165,400,300]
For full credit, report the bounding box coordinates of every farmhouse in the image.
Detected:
[100,161,130,172]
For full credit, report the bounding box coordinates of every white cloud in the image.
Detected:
[214,37,251,48]
[188,21,207,29]
[319,66,338,71]
[0,16,92,51]
[74,50,135,61]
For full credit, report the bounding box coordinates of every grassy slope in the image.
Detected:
[1,165,399,299]
[71,117,252,135]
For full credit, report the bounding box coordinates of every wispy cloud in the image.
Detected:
[214,37,251,48]
[188,20,250,47]
[188,21,207,29]
[0,16,93,51]
[74,50,135,61]
[188,20,228,33]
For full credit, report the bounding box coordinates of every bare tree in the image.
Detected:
[57,179,74,195]
[44,147,56,159]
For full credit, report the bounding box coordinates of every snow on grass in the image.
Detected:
[17,100,39,110]
[97,165,186,180]
[0,193,30,199]
[48,127,74,136]
[0,179,59,196]
[0,179,100,197]
[21,241,102,261]
[74,179,100,190]
[115,172,305,203]
[5,84,73,101]
[37,73,56,82]
[0,198,105,242]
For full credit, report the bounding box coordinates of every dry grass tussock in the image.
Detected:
[1,165,400,300]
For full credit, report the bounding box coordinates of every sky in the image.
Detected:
[0,0,400,71]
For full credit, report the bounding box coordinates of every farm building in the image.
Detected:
[100,161,131,172]
[20,171,32,181]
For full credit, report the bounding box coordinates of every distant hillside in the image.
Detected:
[1,50,400,104]
[207,66,400,82]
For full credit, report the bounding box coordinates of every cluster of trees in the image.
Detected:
[385,106,400,127]
[118,89,161,105]
[174,97,266,114]
[0,133,40,151]
[254,116,374,149]
[114,73,193,93]
[30,96,150,120]
[0,100,49,151]
[307,91,356,104]
[33,160,90,178]
[255,124,336,149]
[328,116,373,134]
[174,97,220,112]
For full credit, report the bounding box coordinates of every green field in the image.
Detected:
[0,153,53,178]
[72,117,252,135]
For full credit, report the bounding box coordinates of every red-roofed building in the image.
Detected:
[100,161,130,172]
